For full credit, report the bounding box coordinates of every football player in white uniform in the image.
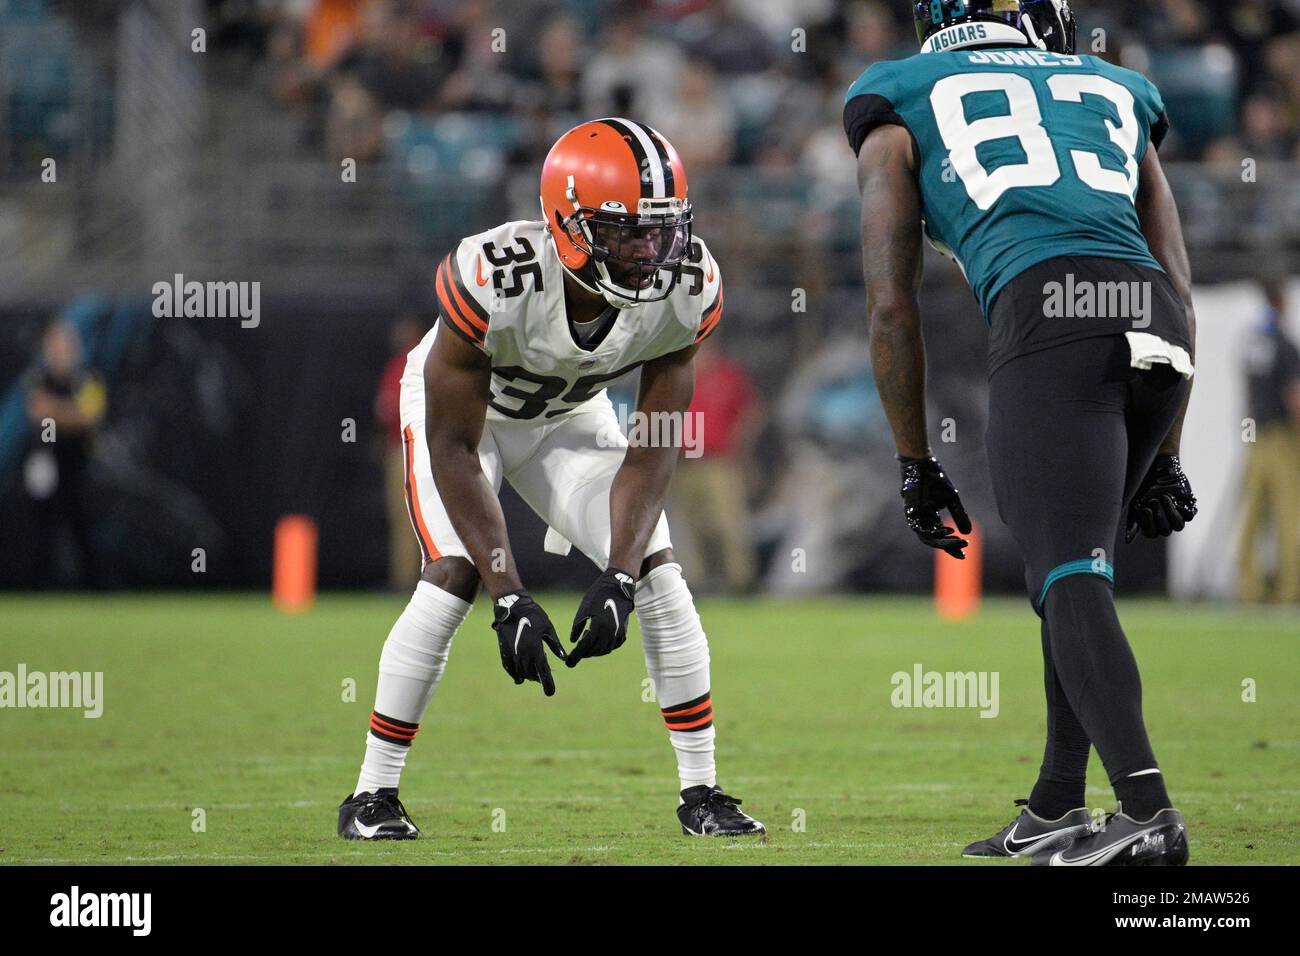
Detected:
[339,119,765,840]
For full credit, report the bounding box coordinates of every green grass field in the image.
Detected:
[0,593,1295,865]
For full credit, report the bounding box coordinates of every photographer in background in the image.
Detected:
[669,336,762,594]
[23,321,107,589]
[1237,279,1300,603]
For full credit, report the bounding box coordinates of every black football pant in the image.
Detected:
[985,333,1190,795]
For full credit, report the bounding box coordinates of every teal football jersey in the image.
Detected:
[844,46,1169,319]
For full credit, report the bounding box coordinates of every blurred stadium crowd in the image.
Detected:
[0,0,1297,600]
[227,0,1300,165]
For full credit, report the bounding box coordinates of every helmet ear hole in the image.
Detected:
[555,209,577,240]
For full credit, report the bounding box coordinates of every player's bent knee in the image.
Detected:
[420,556,480,604]
[636,559,689,607]
[635,562,709,662]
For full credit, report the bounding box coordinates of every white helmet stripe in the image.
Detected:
[636,121,676,197]
[601,116,665,198]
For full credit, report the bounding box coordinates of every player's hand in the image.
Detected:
[897,454,972,560]
[566,567,636,667]
[491,591,566,696]
[1126,454,1197,543]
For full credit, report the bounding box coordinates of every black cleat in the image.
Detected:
[337,788,420,840]
[678,785,766,837]
[1034,807,1189,866]
[963,799,1093,858]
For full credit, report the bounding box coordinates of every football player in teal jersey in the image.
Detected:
[846,1,1196,865]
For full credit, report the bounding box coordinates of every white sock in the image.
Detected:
[355,581,471,795]
[636,562,716,796]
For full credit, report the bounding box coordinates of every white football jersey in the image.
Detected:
[431,219,723,421]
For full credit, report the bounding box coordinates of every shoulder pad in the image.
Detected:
[435,239,493,349]
[689,235,723,344]
[436,221,549,349]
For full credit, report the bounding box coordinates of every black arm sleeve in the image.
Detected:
[1150,110,1170,152]
[843,94,909,157]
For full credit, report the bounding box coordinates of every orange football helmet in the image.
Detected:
[540,118,692,308]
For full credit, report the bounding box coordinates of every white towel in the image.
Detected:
[543,527,573,556]
[1125,331,1195,380]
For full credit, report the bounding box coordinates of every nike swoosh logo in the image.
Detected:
[1051,841,1119,866]
[514,617,530,654]
[1005,816,1092,854]
[604,598,619,633]
[1003,823,1041,853]
[475,255,488,286]
[1051,825,1165,866]
[1002,824,1063,854]
[353,820,383,838]
[705,254,715,283]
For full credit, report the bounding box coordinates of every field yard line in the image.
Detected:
[48,786,1300,814]
[796,841,966,849]
[16,839,1296,864]
[56,800,337,811]
[10,841,970,864]
[66,795,640,811]
[10,845,625,864]
[11,854,307,864]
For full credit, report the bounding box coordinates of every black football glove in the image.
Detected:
[1126,453,1197,543]
[566,567,636,668]
[898,454,972,560]
[491,591,566,696]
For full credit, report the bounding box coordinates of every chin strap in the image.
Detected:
[559,255,645,310]
[566,258,609,298]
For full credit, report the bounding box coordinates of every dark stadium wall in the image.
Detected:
[0,300,1170,595]
[0,297,652,591]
